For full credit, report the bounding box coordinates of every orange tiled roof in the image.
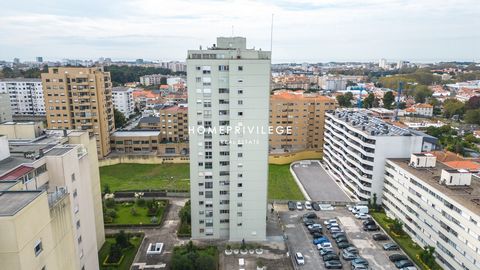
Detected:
[443,160,480,171]
[415,103,433,108]
[271,91,334,102]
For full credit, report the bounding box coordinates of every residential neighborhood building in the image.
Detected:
[41,67,115,158]
[0,93,13,122]
[323,109,438,201]
[269,90,336,153]
[0,78,45,116]
[187,37,271,241]
[139,74,164,86]
[112,87,135,118]
[0,129,104,270]
[384,154,480,270]
[405,103,434,117]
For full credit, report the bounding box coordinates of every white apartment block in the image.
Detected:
[139,74,164,86]
[0,78,46,115]
[323,109,438,202]
[187,37,271,241]
[112,87,135,118]
[0,129,104,270]
[384,154,480,270]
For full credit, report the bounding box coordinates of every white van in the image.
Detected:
[352,205,369,214]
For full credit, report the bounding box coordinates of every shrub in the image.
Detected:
[115,230,131,249]
[104,198,116,209]
[106,208,117,219]
[136,198,146,207]
[107,244,123,263]
[131,207,138,216]
[150,216,159,224]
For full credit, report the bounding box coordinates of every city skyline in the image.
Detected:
[1,0,479,63]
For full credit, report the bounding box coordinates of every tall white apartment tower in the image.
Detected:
[187,37,271,241]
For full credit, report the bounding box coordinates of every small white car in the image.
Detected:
[304,201,312,210]
[316,242,333,250]
[355,213,371,220]
[296,201,303,210]
[308,223,322,230]
[295,252,305,265]
[323,218,337,225]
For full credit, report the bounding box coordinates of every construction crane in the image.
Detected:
[394,82,403,121]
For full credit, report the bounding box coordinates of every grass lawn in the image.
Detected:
[107,201,166,225]
[100,163,305,200]
[268,164,305,200]
[371,211,442,270]
[100,163,189,192]
[98,235,142,270]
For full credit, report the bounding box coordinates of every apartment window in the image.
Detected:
[205,191,213,198]
[238,100,243,105]
[218,65,229,71]
[76,220,81,229]
[238,173,243,178]
[205,182,213,189]
[205,141,212,149]
[238,112,243,116]
[196,66,201,70]
[237,193,243,197]
[237,223,243,227]
[73,189,78,198]
[195,77,201,83]
[238,153,243,158]
[237,202,243,207]
[237,183,243,187]
[34,240,43,256]
[205,152,212,159]
[205,162,212,169]
[78,236,82,244]
[219,88,229,93]
[71,173,76,182]
[238,66,243,71]
[198,162,203,166]
[220,190,228,195]
[237,212,243,217]
[238,90,243,94]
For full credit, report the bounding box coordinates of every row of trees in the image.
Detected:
[336,91,397,109]
[0,66,48,78]
[104,65,185,85]
[171,241,217,270]
[443,96,480,124]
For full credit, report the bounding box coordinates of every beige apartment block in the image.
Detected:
[0,129,105,270]
[41,67,115,158]
[269,90,337,153]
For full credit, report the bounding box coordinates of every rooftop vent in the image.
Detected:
[409,153,436,168]
[440,169,472,186]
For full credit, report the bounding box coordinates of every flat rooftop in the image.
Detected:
[0,181,18,191]
[112,131,160,137]
[389,158,480,215]
[0,190,43,216]
[329,109,423,137]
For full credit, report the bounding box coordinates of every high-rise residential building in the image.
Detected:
[0,129,105,270]
[379,58,387,69]
[269,90,336,153]
[36,56,44,63]
[384,154,480,270]
[41,67,115,158]
[187,37,271,241]
[0,92,13,122]
[323,109,438,201]
[0,78,46,116]
[112,87,135,118]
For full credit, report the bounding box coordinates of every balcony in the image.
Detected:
[48,186,68,207]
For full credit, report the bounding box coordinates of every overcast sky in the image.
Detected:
[0,0,479,63]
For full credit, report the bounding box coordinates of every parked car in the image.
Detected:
[303,212,317,219]
[308,223,322,231]
[400,267,417,270]
[295,252,305,265]
[344,246,358,254]
[395,260,414,269]
[372,233,389,241]
[312,232,323,238]
[351,257,369,267]
[389,254,408,262]
[332,232,346,239]
[322,254,340,262]
[362,219,376,226]
[351,205,369,214]
[303,218,315,226]
[320,248,335,256]
[312,202,320,211]
[335,237,348,244]
[287,201,295,211]
[330,227,343,233]
[337,241,352,249]
[305,201,312,210]
[383,242,399,250]
[352,265,370,270]
[325,260,343,269]
[324,218,337,225]
[355,213,371,219]
[296,201,303,210]
[342,250,359,260]
[313,237,330,245]
[363,224,380,231]
[327,222,339,229]
[317,242,333,250]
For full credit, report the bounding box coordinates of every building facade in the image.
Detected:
[0,78,45,116]
[0,130,104,270]
[323,109,438,201]
[41,67,115,158]
[269,90,336,153]
[384,154,480,270]
[0,92,13,122]
[112,87,135,118]
[187,37,271,241]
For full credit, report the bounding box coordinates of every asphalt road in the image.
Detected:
[292,162,351,202]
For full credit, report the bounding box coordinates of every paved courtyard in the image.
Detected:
[292,161,351,202]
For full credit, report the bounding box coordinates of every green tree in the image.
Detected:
[383,91,395,109]
[391,218,403,235]
[115,230,130,249]
[420,246,436,267]
[443,99,465,118]
[412,85,432,103]
[363,93,375,108]
[465,109,480,124]
[336,92,354,107]
[103,184,111,194]
[465,96,480,110]
[108,244,123,262]
[195,253,216,270]
[114,108,127,128]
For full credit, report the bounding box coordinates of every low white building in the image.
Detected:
[406,103,434,117]
[112,87,135,118]
[323,109,438,202]
[384,154,480,270]
[0,78,45,115]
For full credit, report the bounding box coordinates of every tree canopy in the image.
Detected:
[336,92,354,107]
[382,91,395,109]
[114,108,127,128]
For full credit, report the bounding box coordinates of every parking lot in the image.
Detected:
[280,206,407,270]
[292,161,351,202]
